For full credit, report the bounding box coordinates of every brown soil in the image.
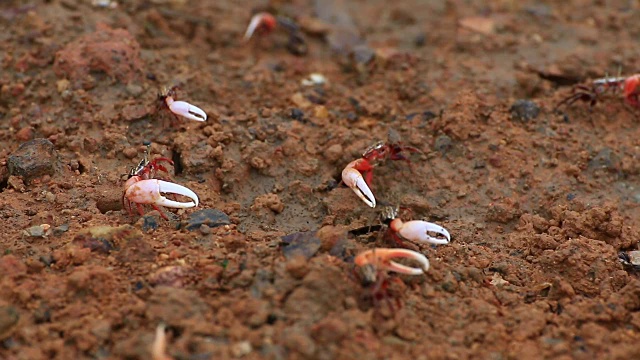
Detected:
[2,1,640,359]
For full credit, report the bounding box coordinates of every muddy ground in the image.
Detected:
[1,0,640,359]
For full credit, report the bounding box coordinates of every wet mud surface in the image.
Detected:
[2,0,640,359]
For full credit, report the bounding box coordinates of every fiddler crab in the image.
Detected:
[123,143,199,220]
[350,206,451,310]
[243,11,307,55]
[555,72,640,111]
[353,248,428,311]
[158,86,207,123]
[243,12,277,41]
[342,141,421,208]
[355,248,430,276]
[380,206,450,247]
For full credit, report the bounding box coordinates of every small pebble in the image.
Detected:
[53,224,69,236]
[230,341,253,358]
[125,83,144,97]
[199,224,211,235]
[142,215,159,232]
[23,224,51,238]
[281,231,321,260]
[15,127,34,142]
[510,99,540,122]
[185,209,230,231]
[434,135,453,154]
[290,108,304,120]
[588,148,618,171]
[7,176,26,192]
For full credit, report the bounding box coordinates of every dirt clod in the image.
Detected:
[54,23,142,88]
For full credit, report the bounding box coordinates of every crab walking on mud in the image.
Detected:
[381,206,451,246]
[160,86,207,122]
[355,248,431,275]
[555,73,640,111]
[341,141,422,208]
[123,144,199,220]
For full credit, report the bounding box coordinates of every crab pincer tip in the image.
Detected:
[156,180,199,208]
[342,167,376,208]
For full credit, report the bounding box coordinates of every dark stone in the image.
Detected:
[290,108,304,121]
[281,231,322,260]
[406,111,436,122]
[510,100,540,122]
[142,215,159,232]
[185,209,230,232]
[53,224,70,236]
[7,138,59,181]
[39,254,54,267]
[588,148,619,171]
[414,32,427,47]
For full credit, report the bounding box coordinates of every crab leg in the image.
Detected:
[391,219,451,245]
[342,164,376,208]
[125,179,199,209]
[355,248,430,275]
[165,98,207,122]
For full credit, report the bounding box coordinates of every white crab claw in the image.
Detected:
[168,100,207,122]
[355,248,430,275]
[243,12,276,41]
[125,179,199,209]
[342,167,376,208]
[396,220,451,245]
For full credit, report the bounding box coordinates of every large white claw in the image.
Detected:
[125,179,199,209]
[355,248,430,275]
[342,167,376,208]
[168,100,207,122]
[156,180,199,208]
[397,220,451,245]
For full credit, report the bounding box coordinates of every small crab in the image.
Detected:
[341,141,422,208]
[555,72,640,111]
[380,206,451,247]
[123,143,199,220]
[355,248,430,275]
[158,86,207,123]
[243,12,307,55]
[353,248,429,311]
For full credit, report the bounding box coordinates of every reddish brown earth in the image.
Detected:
[2,1,640,359]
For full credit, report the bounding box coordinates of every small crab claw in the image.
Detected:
[125,179,199,209]
[243,12,277,41]
[355,248,430,275]
[166,99,207,122]
[395,220,451,245]
[342,166,376,208]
